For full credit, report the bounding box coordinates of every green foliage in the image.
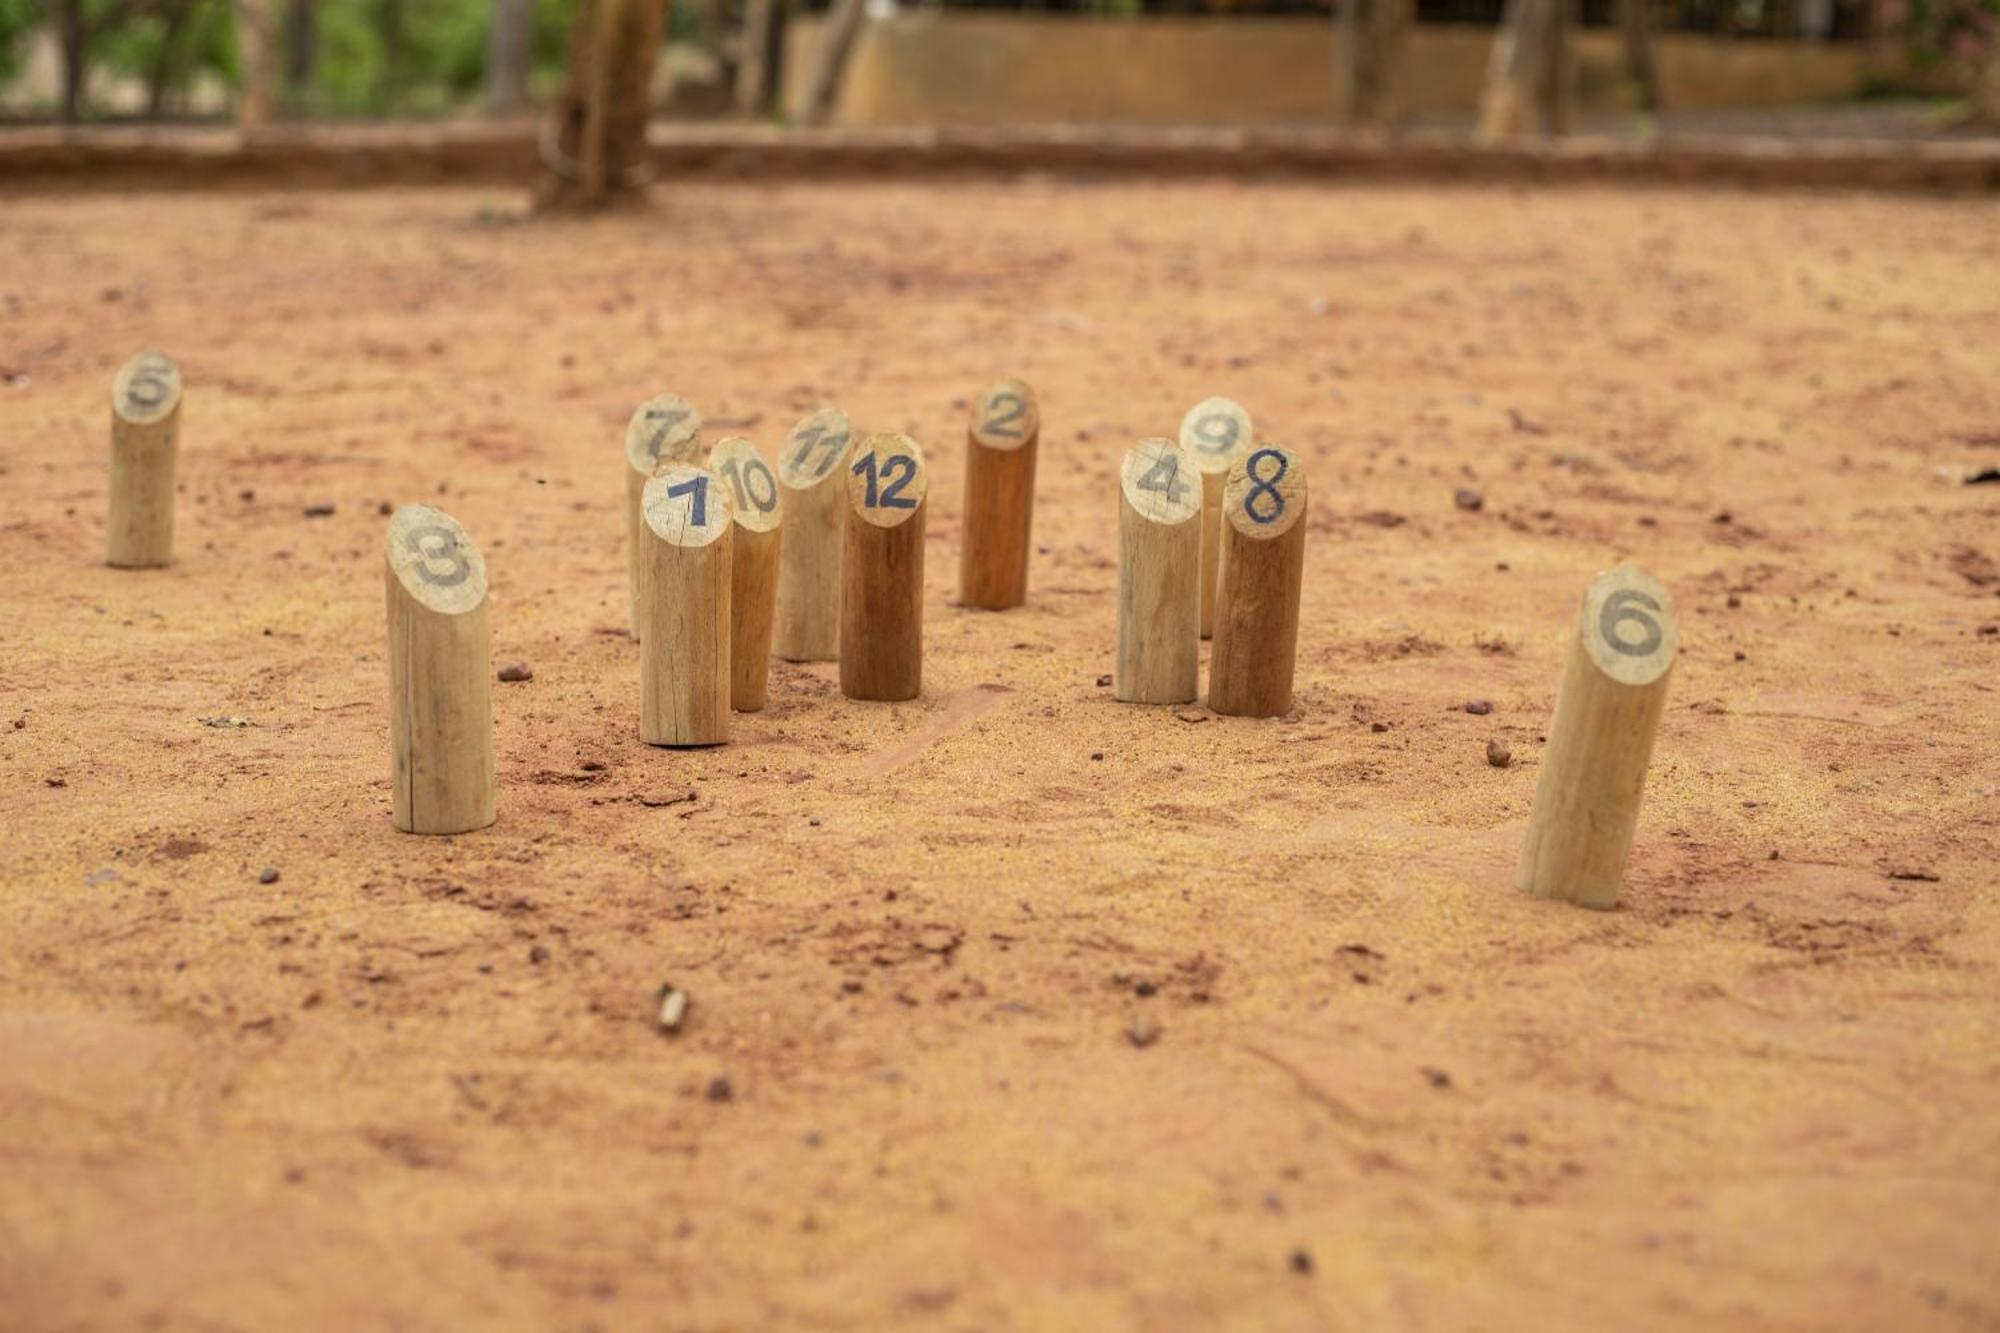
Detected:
[0,0,36,87]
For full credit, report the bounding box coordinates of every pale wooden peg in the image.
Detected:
[1516,564,1680,910]
[1178,396,1253,640]
[707,435,784,712]
[1116,438,1201,705]
[385,505,496,835]
[107,352,184,568]
[623,393,703,635]
[959,377,1039,610]
[841,432,928,702]
[773,407,853,661]
[1208,442,1307,718]
[640,464,733,747]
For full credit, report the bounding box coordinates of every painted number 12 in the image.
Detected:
[852,452,918,509]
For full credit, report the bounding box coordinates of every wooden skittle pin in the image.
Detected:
[1116,438,1200,705]
[108,352,184,568]
[1208,442,1307,718]
[623,393,702,634]
[1516,565,1679,910]
[639,464,733,747]
[959,377,1039,610]
[707,435,784,712]
[1178,397,1252,640]
[841,432,927,702]
[773,407,853,662]
[385,504,496,834]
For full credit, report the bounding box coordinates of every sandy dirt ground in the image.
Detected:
[1,179,1997,1331]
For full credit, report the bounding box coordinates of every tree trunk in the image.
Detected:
[235,0,279,127]
[737,0,785,118]
[1365,0,1411,126]
[1478,0,1572,138]
[800,0,865,127]
[57,0,87,123]
[1971,47,2000,128]
[375,0,405,111]
[1617,0,1661,115]
[147,0,199,117]
[1335,0,1359,121]
[287,0,317,101]
[536,0,665,211]
[1544,0,1576,135]
[488,0,534,115]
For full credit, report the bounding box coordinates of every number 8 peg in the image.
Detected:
[1516,564,1679,910]
[707,436,784,712]
[842,433,928,702]
[1208,443,1308,718]
[1116,438,1201,705]
[640,464,733,747]
[385,504,496,834]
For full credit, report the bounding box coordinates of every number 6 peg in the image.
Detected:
[1516,565,1679,910]
[640,464,733,747]
[1208,443,1307,718]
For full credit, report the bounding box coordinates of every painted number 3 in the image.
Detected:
[1242,448,1287,525]
[407,525,470,588]
[853,452,918,509]
[1598,589,1664,658]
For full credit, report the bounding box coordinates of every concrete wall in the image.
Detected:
[783,14,1878,126]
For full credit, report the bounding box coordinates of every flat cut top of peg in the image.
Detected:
[779,408,853,489]
[1120,438,1202,525]
[708,436,784,534]
[386,504,488,614]
[968,379,1038,451]
[1579,564,1679,686]
[1222,442,1307,540]
[846,433,928,529]
[624,394,703,476]
[1178,397,1252,476]
[643,464,733,547]
[112,352,181,425]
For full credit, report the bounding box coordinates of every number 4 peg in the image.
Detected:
[1209,443,1307,718]
[1116,439,1201,705]
[640,464,733,747]
[842,433,928,702]
[707,436,784,712]
[1516,564,1679,910]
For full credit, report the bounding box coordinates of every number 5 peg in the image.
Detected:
[1209,443,1307,718]
[623,393,703,636]
[1516,564,1679,910]
[108,352,184,569]
[385,505,496,834]
[842,433,928,702]
[640,464,733,747]
[959,378,1039,610]
[707,436,784,712]
[1116,439,1201,705]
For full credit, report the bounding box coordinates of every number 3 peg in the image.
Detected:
[385,504,495,834]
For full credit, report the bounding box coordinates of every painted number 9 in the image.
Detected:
[1242,447,1288,525]
[407,525,470,588]
[1599,588,1664,658]
[1190,412,1239,455]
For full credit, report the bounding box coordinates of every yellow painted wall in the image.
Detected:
[784,15,1876,125]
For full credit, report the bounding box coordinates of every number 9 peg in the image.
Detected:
[385,504,496,834]
[1116,438,1201,705]
[108,352,184,569]
[842,433,928,701]
[1178,396,1253,640]
[623,393,703,636]
[707,436,784,712]
[1516,564,1679,910]
[640,464,733,747]
[1208,442,1307,718]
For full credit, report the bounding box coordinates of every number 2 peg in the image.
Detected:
[623,393,703,636]
[959,378,1040,610]
[385,504,496,834]
[773,408,853,662]
[640,464,733,747]
[1116,439,1201,705]
[707,436,784,712]
[1516,564,1679,910]
[841,433,928,701]
[1208,443,1307,718]
[108,352,184,569]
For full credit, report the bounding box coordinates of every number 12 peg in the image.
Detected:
[959,378,1039,610]
[385,505,495,834]
[841,433,927,701]
[1516,565,1679,910]
[1116,439,1200,705]
[1208,443,1307,718]
[623,393,703,635]
[708,436,784,712]
[640,464,733,747]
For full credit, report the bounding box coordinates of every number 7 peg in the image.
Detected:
[1116,439,1200,705]
[842,433,928,701]
[707,436,784,712]
[1516,565,1679,909]
[385,505,495,834]
[623,393,703,636]
[640,464,732,747]
[1208,443,1307,718]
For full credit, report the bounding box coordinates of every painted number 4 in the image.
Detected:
[1135,451,1188,505]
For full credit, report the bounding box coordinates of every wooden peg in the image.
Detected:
[1516,565,1679,910]
[385,505,496,835]
[707,435,784,712]
[107,352,184,568]
[959,377,1039,610]
[1208,443,1307,718]
[841,432,928,702]
[639,464,733,747]
[773,407,853,661]
[1116,438,1201,705]
[623,393,703,634]
[1178,396,1253,639]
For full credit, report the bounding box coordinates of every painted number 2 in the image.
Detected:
[1242,448,1287,525]
[665,473,708,527]
[1598,589,1664,658]
[980,393,1027,440]
[1135,451,1188,505]
[852,451,918,509]
[406,525,470,588]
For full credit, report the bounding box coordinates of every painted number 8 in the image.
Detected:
[1598,589,1664,658]
[1242,448,1287,525]
[407,525,470,588]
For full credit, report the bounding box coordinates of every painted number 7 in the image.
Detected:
[665,473,708,527]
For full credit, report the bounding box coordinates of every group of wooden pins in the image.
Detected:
[105,351,1680,910]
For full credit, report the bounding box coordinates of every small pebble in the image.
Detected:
[1464,699,1493,715]
[1290,1249,1315,1276]
[497,663,534,683]
[1090,751,1104,762]
[377,500,394,516]
[528,945,549,965]
[705,1076,733,1102]
[258,866,280,885]
[657,985,688,1033]
[1453,487,1484,512]
[1727,593,1742,608]
[1486,738,1512,768]
[302,503,335,518]
[1125,1018,1162,1048]
[1095,674,1113,687]
[1733,650,1747,661]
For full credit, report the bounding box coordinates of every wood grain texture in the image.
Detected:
[385,505,495,834]
[773,407,853,661]
[1178,397,1253,639]
[1115,439,1200,705]
[1516,564,1679,910]
[959,378,1039,610]
[639,464,732,747]
[1208,442,1307,718]
[107,352,183,569]
[840,433,927,702]
[707,436,784,712]
[622,392,703,636]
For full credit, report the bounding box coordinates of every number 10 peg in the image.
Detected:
[707,436,784,712]
[1209,443,1307,718]
[640,464,732,747]
[842,433,928,701]
[1516,565,1679,909]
